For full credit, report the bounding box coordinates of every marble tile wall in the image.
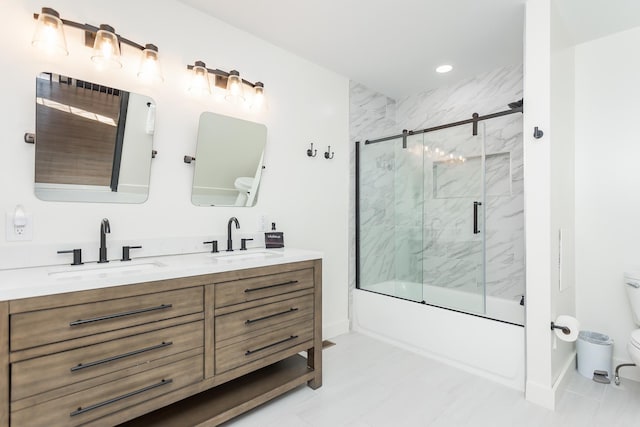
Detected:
[350,63,524,312]
[349,82,398,306]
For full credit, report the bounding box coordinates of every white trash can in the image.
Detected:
[576,331,613,382]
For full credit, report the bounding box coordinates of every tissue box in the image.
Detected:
[265,232,284,248]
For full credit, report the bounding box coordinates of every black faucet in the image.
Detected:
[99,218,111,263]
[226,217,240,251]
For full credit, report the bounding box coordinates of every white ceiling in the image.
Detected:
[554,0,640,45]
[177,0,640,100]
[178,0,525,99]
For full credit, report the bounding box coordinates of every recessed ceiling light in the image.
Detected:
[436,64,453,74]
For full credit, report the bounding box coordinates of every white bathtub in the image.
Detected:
[364,280,524,325]
[352,286,525,390]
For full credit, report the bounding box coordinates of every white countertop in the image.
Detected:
[0,248,322,301]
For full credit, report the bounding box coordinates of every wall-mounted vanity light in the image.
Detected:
[31,7,163,83]
[187,61,266,111]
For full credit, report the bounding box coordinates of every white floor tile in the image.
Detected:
[224,332,640,427]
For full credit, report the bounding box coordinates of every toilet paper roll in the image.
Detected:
[554,315,580,342]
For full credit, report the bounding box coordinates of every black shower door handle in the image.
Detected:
[473,201,482,234]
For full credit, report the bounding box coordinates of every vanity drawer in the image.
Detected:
[11,287,203,351]
[11,321,203,402]
[11,354,202,427]
[215,294,313,342]
[215,268,313,308]
[215,322,313,373]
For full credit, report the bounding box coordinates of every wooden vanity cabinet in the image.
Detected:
[0,259,322,427]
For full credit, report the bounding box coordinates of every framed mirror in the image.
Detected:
[34,72,155,203]
[191,112,267,207]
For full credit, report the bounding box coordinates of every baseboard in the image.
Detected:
[552,352,576,407]
[525,380,555,409]
[323,319,350,339]
[525,351,575,410]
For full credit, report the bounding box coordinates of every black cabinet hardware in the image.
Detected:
[244,280,298,293]
[71,341,173,372]
[245,335,298,356]
[245,308,298,324]
[69,304,172,326]
[69,379,172,417]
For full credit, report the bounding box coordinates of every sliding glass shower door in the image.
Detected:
[358,134,424,302]
[358,123,491,315]
[421,124,486,315]
[357,110,524,324]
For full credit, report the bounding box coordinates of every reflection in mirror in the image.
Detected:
[191,112,267,207]
[34,72,155,203]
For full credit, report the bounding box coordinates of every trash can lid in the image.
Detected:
[578,330,613,345]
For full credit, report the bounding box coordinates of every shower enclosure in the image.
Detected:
[356,108,524,325]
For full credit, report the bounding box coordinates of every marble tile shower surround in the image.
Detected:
[397,64,524,131]
[349,82,398,313]
[350,63,524,315]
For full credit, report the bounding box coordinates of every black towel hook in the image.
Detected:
[306,143,317,157]
[533,126,544,139]
[324,146,334,159]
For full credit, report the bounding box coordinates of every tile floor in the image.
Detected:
[223,332,640,427]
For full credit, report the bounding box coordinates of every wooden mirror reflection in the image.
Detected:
[34,72,155,203]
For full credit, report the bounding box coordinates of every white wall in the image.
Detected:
[523,0,555,409]
[0,0,350,338]
[575,26,640,381]
[549,0,577,387]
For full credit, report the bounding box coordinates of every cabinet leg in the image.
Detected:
[306,346,322,389]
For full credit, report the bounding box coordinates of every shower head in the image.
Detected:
[508,99,523,110]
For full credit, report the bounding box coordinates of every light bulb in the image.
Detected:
[251,82,266,111]
[137,44,163,83]
[225,70,245,105]
[188,61,211,95]
[91,25,122,69]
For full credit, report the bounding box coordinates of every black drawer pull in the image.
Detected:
[70,341,173,372]
[245,308,298,324]
[70,378,172,417]
[245,335,298,356]
[244,280,298,293]
[69,304,173,326]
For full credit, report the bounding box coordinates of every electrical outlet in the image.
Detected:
[257,213,268,232]
[6,211,33,241]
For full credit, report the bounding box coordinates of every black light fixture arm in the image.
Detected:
[34,10,148,51]
[187,63,261,88]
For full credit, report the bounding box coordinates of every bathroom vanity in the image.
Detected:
[0,249,322,427]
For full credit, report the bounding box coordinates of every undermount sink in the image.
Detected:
[48,261,165,279]
[206,250,282,262]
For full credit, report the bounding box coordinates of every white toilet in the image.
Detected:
[234,177,254,206]
[623,272,640,367]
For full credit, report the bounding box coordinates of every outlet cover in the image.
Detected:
[6,211,33,241]
[257,214,268,232]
